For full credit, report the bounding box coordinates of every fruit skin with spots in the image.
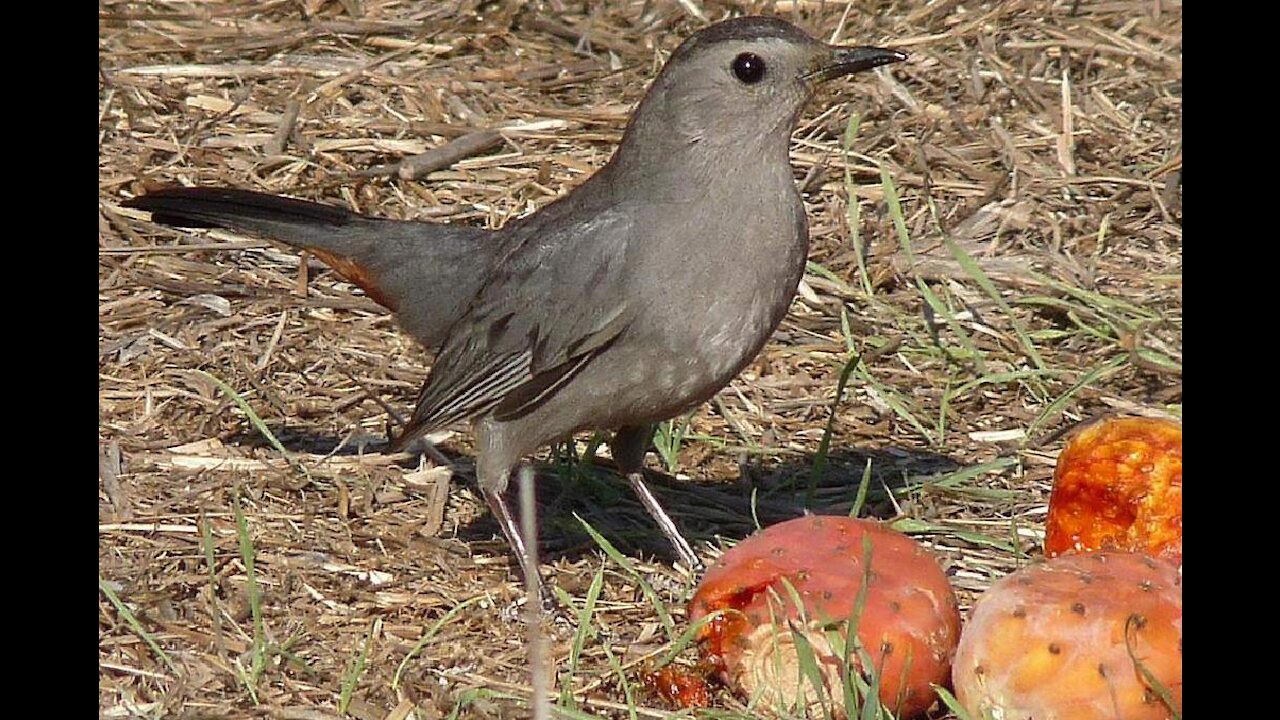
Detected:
[688,515,961,718]
[953,551,1182,720]
[1045,416,1182,563]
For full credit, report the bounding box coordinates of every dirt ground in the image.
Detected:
[99,1,1182,718]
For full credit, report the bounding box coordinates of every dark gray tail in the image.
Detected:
[124,186,500,349]
[123,186,354,246]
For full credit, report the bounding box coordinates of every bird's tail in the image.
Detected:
[123,186,499,348]
[122,186,352,234]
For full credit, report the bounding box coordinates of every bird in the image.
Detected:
[124,15,906,578]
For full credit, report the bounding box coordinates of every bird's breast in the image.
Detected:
[619,197,809,412]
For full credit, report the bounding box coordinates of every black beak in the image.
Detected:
[808,46,908,82]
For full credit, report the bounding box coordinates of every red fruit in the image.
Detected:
[953,551,1182,720]
[1045,416,1182,563]
[640,665,712,709]
[688,515,960,718]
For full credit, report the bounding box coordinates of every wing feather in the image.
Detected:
[390,209,636,448]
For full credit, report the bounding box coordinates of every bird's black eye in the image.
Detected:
[731,52,766,84]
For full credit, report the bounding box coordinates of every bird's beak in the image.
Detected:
[806,45,908,83]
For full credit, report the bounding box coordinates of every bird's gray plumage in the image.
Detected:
[125,186,503,349]
[124,15,907,575]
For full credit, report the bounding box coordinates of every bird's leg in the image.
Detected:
[400,433,546,598]
[612,424,704,572]
[474,418,560,611]
[480,481,559,612]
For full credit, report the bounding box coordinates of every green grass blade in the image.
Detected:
[807,351,863,505]
[1027,271,1161,320]
[656,608,736,668]
[198,511,226,653]
[652,416,691,473]
[917,458,1020,493]
[569,565,605,670]
[339,618,379,713]
[856,365,936,446]
[231,494,267,691]
[890,518,1017,552]
[845,537,879,719]
[98,577,179,675]
[842,113,875,297]
[946,369,1059,404]
[575,514,675,638]
[599,640,637,720]
[1026,354,1127,438]
[881,167,988,381]
[934,686,982,719]
[195,369,310,482]
[1125,614,1181,719]
[941,232,1046,370]
[848,457,874,518]
[806,260,858,296]
[392,594,486,691]
[199,513,219,587]
[787,619,835,718]
[879,161,912,265]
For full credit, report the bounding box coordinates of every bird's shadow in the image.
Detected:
[530,446,965,565]
[231,425,964,567]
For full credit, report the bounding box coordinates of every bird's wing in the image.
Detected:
[392,210,635,445]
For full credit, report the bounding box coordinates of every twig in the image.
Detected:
[357,129,506,180]
[265,99,301,156]
[99,440,130,519]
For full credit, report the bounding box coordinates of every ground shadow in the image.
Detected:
[520,446,966,565]
[230,424,967,567]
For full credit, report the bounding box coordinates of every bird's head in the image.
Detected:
[618,16,906,165]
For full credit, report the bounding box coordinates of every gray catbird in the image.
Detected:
[124,16,906,574]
